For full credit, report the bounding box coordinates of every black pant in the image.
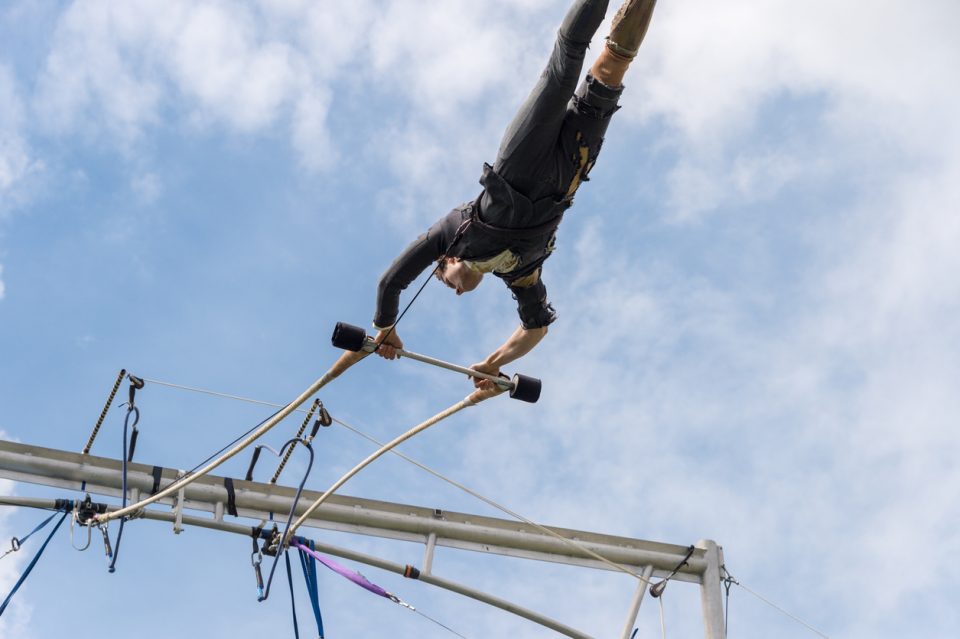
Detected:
[493,0,622,205]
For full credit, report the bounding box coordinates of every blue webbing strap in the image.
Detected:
[298,539,325,638]
[285,550,300,639]
[258,438,314,602]
[108,404,139,573]
[0,511,68,617]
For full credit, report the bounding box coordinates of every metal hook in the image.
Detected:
[98,523,113,558]
[70,513,93,552]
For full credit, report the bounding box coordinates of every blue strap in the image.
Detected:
[259,438,314,602]
[108,405,139,573]
[298,539,325,638]
[285,550,300,639]
[0,511,68,617]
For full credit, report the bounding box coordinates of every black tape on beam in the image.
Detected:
[150,466,163,495]
[224,477,238,517]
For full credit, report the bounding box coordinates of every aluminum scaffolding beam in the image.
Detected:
[0,494,594,639]
[0,439,726,637]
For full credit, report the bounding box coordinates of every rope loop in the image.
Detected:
[258,439,315,602]
[108,384,146,574]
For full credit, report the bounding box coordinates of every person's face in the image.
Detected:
[439,258,483,295]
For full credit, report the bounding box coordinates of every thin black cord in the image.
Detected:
[107,404,139,573]
[374,263,441,353]
[185,407,284,476]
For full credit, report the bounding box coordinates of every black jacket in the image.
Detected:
[373,164,570,330]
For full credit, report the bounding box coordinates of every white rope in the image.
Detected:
[412,608,470,639]
[143,378,306,411]
[658,595,667,639]
[94,359,360,523]
[286,394,483,537]
[733,580,831,639]
[138,376,657,583]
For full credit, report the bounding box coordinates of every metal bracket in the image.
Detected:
[172,469,186,534]
[422,532,438,575]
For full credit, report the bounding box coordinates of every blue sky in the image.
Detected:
[2,1,959,637]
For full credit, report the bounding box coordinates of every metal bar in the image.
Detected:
[619,564,654,639]
[697,539,725,639]
[173,470,186,534]
[423,532,438,574]
[0,495,594,639]
[361,337,513,389]
[0,439,706,577]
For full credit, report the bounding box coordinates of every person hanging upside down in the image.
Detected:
[372,0,657,389]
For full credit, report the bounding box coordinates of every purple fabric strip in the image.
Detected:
[292,539,392,600]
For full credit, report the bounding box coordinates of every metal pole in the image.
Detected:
[619,564,654,639]
[697,539,725,639]
[423,531,438,574]
[0,440,709,576]
[0,495,594,639]
[360,337,514,390]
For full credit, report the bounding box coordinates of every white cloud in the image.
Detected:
[291,89,335,172]
[447,175,960,632]
[367,1,538,118]
[31,1,346,162]
[130,171,161,204]
[0,431,32,638]
[423,0,960,626]
[25,0,593,219]
[3,1,958,635]
[0,264,5,300]
[622,0,960,220]
[170,4,296,131]
[0,63,42,208]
